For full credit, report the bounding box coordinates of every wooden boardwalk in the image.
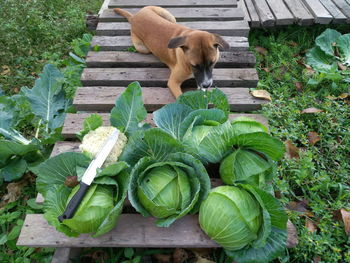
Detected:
[17,0,298,262]
[239,0,350,26]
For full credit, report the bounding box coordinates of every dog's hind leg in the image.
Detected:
[149,6,176,23]
[131,32,150,54]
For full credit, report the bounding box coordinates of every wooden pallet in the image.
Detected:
[239,0,350,27]
[17,0,292,262]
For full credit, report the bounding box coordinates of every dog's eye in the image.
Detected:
[191,64,200,69]
[214,44,219,49]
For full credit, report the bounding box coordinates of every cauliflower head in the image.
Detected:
[79,126,127,166]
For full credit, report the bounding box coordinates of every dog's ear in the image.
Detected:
[168,36,187,49]
[213,34,230,50]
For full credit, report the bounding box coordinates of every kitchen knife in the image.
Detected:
[58,129,120,222]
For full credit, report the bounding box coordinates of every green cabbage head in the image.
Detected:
[129,152,211,227]
[199,185,288,263]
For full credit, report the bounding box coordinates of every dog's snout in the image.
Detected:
[201,79,213,89]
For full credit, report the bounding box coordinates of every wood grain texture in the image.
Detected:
[284,0,315,25]
[331,0,350,20]
[73,87,267,112]
[108,0,238,8]
[62,113,268,139]
[252,0,276,26]
[244,0,261,27]
[301,0,333,23]
[80,68,258,88]
[99,8,244,22]
[319,0,347,23]
[91,36,249,52]
[96,20,250,37]
[238,0,252,23]
[86,51,256,68]
[18,213,297,248]
[265,0,295,25]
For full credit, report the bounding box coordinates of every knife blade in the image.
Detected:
[58,128,120,222]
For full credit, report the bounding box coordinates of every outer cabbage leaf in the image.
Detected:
[0,140,38,165]
[128,152,210,227]
[119,128,184,166]
[306,47,337,73]
[229,132,285,161]
[33,152,90,196]
[315,28,341,56]
[337,33,350,65]
[226,185,288,263]
[110,81,148,136]
[231,117,269,136]
[76,114,103,141]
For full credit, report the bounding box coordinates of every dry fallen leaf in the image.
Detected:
[339,93,349,99]
[338,62,347,71]
[308,131,321,146]
[301,108,323,114]
[286,220,298,248]
[285,140,300,159]
[326,95,337,100]
[0,175,30,208]
[295,82,303,92]
[173,248,188,263]
[262,67,270,72]
[340,209,350,235]
[305,218,317,233]
[251,90,272,101]
[1,65,11,76]
[286,200,314,217]
[289,41,298,47]
[255,46,267,56]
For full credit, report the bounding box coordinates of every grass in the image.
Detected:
[249,25,350,262]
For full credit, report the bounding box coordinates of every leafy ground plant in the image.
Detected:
[250,25,350,262]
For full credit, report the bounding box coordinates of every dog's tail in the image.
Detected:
[114,8,133,22]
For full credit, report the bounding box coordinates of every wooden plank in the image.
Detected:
[18,214,297,248]
[96,20,250,37]
[319,0,347,23]
[331,0,350,20]
[99,0,111,15]
[265,0,295,25]
[86,51,256,68]
[62,113,268,139]
[91,36,249,52]
[99,8,245,22]
[73,87,267,112]
[252,0,275,26]
[284,0,315,25]
[108,0,238,8]
[301,0,333,23]
[80,68,258,88]
[238,0,252,23]
[244,0,261,27]
[18,214,219,248]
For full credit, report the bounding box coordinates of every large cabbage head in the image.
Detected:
[129,152,211,227]
[199,185,288,263]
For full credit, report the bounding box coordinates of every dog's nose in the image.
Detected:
[201,79,213,89]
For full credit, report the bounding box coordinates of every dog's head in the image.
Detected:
[168,31,230,90]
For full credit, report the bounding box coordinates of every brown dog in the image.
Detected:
[114,6,230,98]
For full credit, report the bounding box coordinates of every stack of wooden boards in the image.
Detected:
[17,0,278,262]
[239,0,350,27]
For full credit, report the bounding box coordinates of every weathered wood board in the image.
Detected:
[91,36,249,51]
[265,0,294,25]
[252,0,275,26]
[96,20,250,36]
[99,8,245,22]
[331,0,350,20]
[243,0,261,27]
[61,113,268,139]
[80,68,258,87]
[301,0,333,23]
[108,0,238,8]
[86,51,256,68]
[283,0,314,25]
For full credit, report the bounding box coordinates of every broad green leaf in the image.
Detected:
[306,47,337,73]
[7,225,22,240]
[27,198,43,210]
[153,103,193,139]
[0,109,31,145]
[177,90,209,109]
[231,117,269,135]
[110,82,147,136]
[208,88,230,117]
[76,113,103,141]
[34,152,90,196]
[315,29,341,56]
[21,64,67,131]
[229,132,285,161]
[0,158,27,182]
[119,128,184,166]
[336,33,350,65]
[0,233,8,245]
[0,140,38,165]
